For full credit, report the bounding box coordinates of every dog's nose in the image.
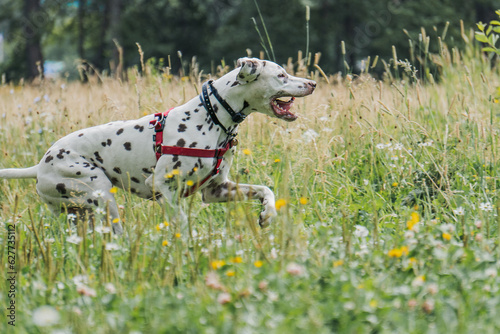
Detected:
[308,80,317,89]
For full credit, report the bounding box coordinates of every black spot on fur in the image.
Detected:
[134,125,144,132]
[83,162,90,168]
[231,81,239,87]
[196,125,203,131]
[178,124,187,132]
[93,200,98,206]
[78,133,84,137]
[113,167,122,174]
[45,155,54,163]
[189,142,197,148]
[56,149,69,159]
[94,152,104,164]
[124,142,132,151]
[142,168,152,174]
[131,177,140,183]
[205,146,210,149]
[130,188,137,194]
[107,139,112,146]
[56,183,67,194]
[111,177,119,184]
[101,142,107,147]
[87,198,93,204]
[172,156,178,162]
[116,128,124,135]
[90,176,97,181]
[176,139,185,147]
[173,161,182,169]
[185,111,191,116]
[76,171,81,176]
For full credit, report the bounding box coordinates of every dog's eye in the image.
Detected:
[277,73,286,79]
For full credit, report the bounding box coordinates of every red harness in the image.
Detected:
[149,108,236,197]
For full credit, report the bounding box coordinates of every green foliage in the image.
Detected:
[475,9,500,55]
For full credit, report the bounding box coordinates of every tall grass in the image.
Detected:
[0,22,500,333]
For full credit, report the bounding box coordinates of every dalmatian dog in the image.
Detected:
[0,58,316,234]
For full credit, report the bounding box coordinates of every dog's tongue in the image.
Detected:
[271,97,297,121]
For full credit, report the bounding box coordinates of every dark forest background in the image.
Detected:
[0,0,498,81]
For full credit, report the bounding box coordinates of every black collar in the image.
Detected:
[199,80,247,137]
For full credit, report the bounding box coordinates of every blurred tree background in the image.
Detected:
[0,0,498,81]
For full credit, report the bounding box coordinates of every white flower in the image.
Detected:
[441,223,456,232]
[105,242,120,251]
[9,89,14,94]
[479,202,494,212]
[214,239,222,247]
[95,225,111,234]
[105,283,117,294]
[95,208,105,215]
[302,129,319,143]
[67,235,83,244]
[32,306,60,327]
[394,143,404,150]
[72,275,89,286]
[43,94,50,102]
[217,292,231,305]
[376,143,386,149]
[92,190,105,198]
[485,268,497,278]
[363,179,369,186]
[353,225,369,238]
[67,213,77,222]
[77,284,96,297]
[33,96,41,103]
[286,262,305,276]
[453,207,465,216]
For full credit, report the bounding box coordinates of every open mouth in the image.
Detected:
[270,96,297,121]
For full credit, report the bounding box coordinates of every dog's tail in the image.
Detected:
[0,165,38,179]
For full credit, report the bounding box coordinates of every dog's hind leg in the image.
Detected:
[201,179,277,228]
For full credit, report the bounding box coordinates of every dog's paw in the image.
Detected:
[259,204,277,228]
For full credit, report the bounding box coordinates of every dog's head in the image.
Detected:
[220,58,316,122]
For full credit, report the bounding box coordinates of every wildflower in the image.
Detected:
[479,202,494,212]
[275,199,287,211]
[286,262,305,276]
[112,218,120,224]
[274,158,281,163]
[67,213,77,222]
[67,235,83,244]
[427,283,439,295]
[422,299,435,314]
[231,256,243,264]
[162,240,169,246]
[369,300,378,308]
[388,248,403,258]
[302,129,319,143]
[258,280,268,290]
[485,268,497,278]
[186,180,194,186]
[109,187,118,194]
[353,225,369,238]
[43,94,50,102]
[333,259,344,267]
[34,96,41,103]
[32,306,60,327]
[376,143,386,149]
[442,232,452,241]
[400,246,409,256]
[104,283,116,294]
[409,257,417,265]
[105,243,120,251]
[205,272,224,290]
[299,197,308,205]
[226,270,235,277]
[475,233,483,242]
[172,169,180,175]
[165,173,174,179]
[453,207,465,216]
[394,143,404,150]
[211,260,226,270]
[392,182,398,187]
[92,190,105,198]
[72,275,89,286]
[175,233,181,238]
[254,260,263,268]
[77,284,96,297]
[95,208,105,215]
[363,179,369,186]
[412,275,426,287]
[217,292,231,305]
[242,148,252,155]
[406,211,420,230]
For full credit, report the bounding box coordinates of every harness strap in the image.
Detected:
[149,107,237,197]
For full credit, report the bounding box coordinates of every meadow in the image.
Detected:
[1,29,500,333]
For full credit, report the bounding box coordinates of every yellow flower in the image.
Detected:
[409,257,417,265]
[275,199,287,211]
[193,167,198,172]
[400,246,409,256]
[186,180,194,186]
[231,256,243,264]
[392,182,398,187]
[442,232,451,241]
[162,240,169,246]
[163,221,169,226]
[299,197,308,205]
[172,169,180,175]
[155,224,162,231]
[369,300,378,308]
[211,260,226,270]
[388,248,403,258]
[165,173,173,179]
[274,158,281,163]
[254,260,263,268]
[406,211,420,230]
[109,187,118,194]
[175,233,181,238]
[112,218,120,224]
[333,259,344,267]
[242,149,252,155]
[226,270,235,277]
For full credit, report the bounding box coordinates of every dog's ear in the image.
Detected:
[236,57,263,84]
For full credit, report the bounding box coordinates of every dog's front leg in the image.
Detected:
[202,179,277,227]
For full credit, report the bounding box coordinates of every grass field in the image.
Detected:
[1,34,500,333]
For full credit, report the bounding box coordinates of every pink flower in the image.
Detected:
[286,262,305,276]
[217,292,231,305]
[205,272,224,291]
